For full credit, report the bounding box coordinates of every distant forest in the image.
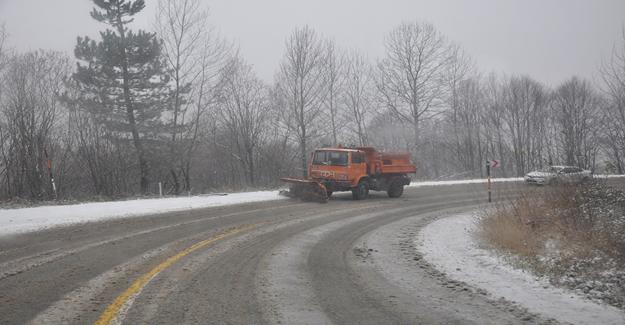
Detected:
[0,0,624,201]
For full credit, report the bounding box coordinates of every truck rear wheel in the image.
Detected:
[352,181,369,200]
[387,181,404,198]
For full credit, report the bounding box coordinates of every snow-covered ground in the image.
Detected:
[418,213,625,325]
[0,191,283,237]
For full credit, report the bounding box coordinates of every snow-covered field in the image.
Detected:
[418,213,625,325]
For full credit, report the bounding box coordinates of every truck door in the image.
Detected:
[350,152,367,178]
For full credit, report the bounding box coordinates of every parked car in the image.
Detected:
[524,166,592,185]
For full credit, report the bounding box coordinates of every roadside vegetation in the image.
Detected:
[479,181,625,310]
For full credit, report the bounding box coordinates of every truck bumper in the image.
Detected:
[316,179,353,192]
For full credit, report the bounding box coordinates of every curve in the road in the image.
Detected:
[0,181,565,325]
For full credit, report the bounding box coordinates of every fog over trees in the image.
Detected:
[0,0,624,200]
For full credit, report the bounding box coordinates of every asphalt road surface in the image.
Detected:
[0,180,622,325]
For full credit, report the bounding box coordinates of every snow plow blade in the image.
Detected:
[279,177,328,203]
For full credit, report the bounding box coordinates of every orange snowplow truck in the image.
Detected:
[281,146,416,202]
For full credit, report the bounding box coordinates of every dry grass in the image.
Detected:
[480,182,625,263]
[479,188,564,258]
[478,181,625,309]
[480,201,539,257]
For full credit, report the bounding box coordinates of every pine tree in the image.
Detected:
[73,0,171,194]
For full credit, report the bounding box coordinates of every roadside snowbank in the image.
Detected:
[596,174,625,178]
[0,191,283,236]
[408,177,523,187]
[418,213,625,325]
[408,174,624,188]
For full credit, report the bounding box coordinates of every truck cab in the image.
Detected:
[309,149,365,187]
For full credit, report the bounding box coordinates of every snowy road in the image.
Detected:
[1,179,624,324]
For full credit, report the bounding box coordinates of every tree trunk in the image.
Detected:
[300,138,307,178]
[247,147,255,186]
[170,168,180,195]
[412,119,419,157]
[116,19,149,194]
[170,59,181,195]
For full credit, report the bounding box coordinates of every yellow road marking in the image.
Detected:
[94,224,258,325]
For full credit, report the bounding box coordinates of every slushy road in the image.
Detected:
[2,180,620,324]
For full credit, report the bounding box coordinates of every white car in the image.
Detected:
[524,166,592,185]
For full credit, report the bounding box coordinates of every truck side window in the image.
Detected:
[313,151,326,165]
[352,152,363,164]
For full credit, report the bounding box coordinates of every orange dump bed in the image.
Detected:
[355,147,416,175]
[378,153,417,174]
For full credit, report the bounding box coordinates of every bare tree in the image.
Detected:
[502,76,549,175]
[0,51,70,199]
[322,40,345,146]
[154,0,229,194]
[0,23,7,129]
[602,112,625,173]
[343,50,374,146]
[377,22,454,155]
[275,26,327,176]
[481,73,510,177]
[255,87,300,185]
[216,55,269,186]
[551,77,600,168]
[451,77,485,176]
[441,47,485,175]
[180,37,229,191]
[62,79,136,197]
[0,24,7,70]
[0,26,9,197]
[600,29,625,173]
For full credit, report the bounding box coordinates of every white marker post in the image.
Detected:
[44,148,57,200]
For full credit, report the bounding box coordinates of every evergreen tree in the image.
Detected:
[73,0,171,194]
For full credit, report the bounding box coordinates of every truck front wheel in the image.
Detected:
[352,181,369,200]
[387,181,404,198]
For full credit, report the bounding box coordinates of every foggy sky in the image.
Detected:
[0,0,623,87]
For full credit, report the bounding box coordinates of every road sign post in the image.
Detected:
[486,160,500,203]
[486,161,491,203]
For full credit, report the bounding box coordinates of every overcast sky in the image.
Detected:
[0,0,624,87]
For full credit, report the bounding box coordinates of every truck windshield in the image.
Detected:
[312,151,348,166]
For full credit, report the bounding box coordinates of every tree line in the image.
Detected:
[0,0,624,201]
